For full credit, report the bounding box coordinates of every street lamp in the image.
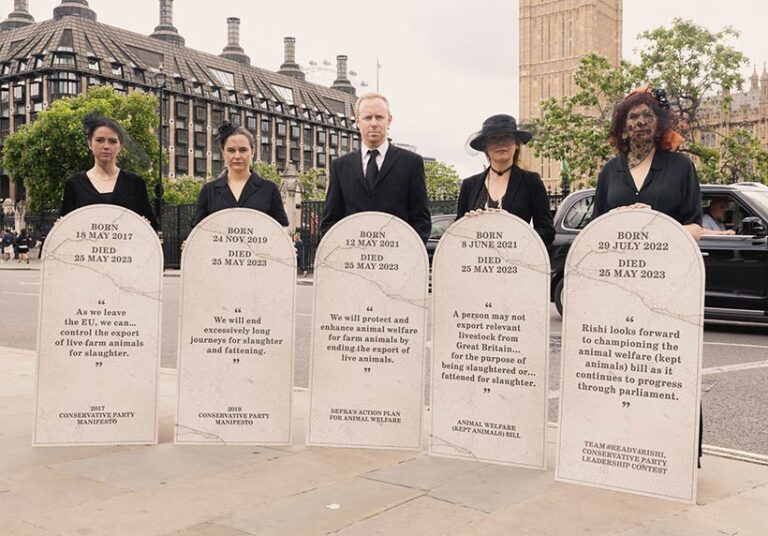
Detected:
[154,68,167,232]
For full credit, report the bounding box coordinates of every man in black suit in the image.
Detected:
[320,93,431,243]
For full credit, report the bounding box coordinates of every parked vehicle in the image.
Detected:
[427,214,456,266]
[549,183,768,321]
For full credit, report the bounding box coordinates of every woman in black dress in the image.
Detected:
[190,122,288,228]
[60,114,158,229]
[592,88,702,239]
[457,114,555,246]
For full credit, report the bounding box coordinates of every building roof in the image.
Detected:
[0,13,357,125]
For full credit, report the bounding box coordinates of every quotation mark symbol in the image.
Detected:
[235,308,242,313]
[483,388,491,394]
[366,306,373,312]
[625,316,634,323]
[363,367,372,373]
[233,359,240,364]
[95,362,103,367]
[98,299,105,305]
[622,401,631,408]
[485,302,492,308]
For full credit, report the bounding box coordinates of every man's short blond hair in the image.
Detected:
[355,93,390,116]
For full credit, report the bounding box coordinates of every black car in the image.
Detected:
[549,183,768,321]
[427,213,456,266]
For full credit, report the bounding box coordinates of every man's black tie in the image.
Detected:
[366,149,379,189]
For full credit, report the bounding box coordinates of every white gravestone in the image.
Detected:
[430,212,550,468]
[176,209,295,445]
[556,209,704,503]
[34,205,162,446]
[308,212,428,449]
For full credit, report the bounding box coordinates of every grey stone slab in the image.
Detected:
[364,454,485,491]
[429,462,565,513]
[24,446,416,536]
[49,442,292,491]
[167,524,254,536]
[693,484,768,534]
[0,466,126,520]
[0,520,61,536]
[0,394,31,417]
[697,455,768,504]
[611,514,735,536]
[333,496,484,536]
[219,477,421,536]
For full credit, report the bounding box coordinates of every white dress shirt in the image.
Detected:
[360,139,389,176]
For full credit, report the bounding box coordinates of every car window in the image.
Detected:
[701,195,751,234]
[430,217,454,240]
[741,190,768,216]
[562,195,594,230]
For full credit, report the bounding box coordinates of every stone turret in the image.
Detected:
[277,37,305,80]
[219,17,250,65]
[0,1,35,31]
[150,0,185,46]
[53,0,97,21]
[330,55,356,97]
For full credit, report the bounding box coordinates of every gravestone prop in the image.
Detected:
[430,212,550,468]
[556,209,704,503]
[176,209,295,445]
[34,205,163,446]
[308,212,428,449]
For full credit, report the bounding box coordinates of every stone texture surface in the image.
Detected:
[34,205,162,446]
[176,209,295,445]
[430,212,550,468]
[308,212,428,449]
[557,209,704,503]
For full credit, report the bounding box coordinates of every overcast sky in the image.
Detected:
[19,1,768,177]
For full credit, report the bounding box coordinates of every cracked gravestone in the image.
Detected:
[556,209,704,503]
[175,209,295,445]
[429,212,550,468]
[34,205,162,446]
[308,212,428,449]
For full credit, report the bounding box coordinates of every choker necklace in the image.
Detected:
[489,164,513,176]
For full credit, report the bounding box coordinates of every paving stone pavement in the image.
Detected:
[1,347,767,536]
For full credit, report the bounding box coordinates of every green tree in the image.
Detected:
[424,160,461,199]
[253,161,280,187]
[636,18,749,139]
[163,174,206,205]
[529,54,644,186]
[3,86,159,212]
[700,129,768,184]
[529,19,750,187]
[299,168,327,201]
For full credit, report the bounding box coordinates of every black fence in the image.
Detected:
[0,210,59,244]
[156,194,564,270]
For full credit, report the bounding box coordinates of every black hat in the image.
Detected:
[468,114,532,151]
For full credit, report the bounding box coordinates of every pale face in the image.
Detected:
[223,134,254,174]
[484,134,518,166]
[709,199,727,219]
[624,103,658,144]
[88,126,122,166]
[355,98,392,148]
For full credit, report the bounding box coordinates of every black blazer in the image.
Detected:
[61,170,159,230]
[456,166,555,246]
[320,144,432,243]
[191,172,289,228]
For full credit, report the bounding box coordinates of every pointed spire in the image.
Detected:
[0,1,34,31]
[53,0,97,21]
[150,0,185,46]
[219,17,250,65]
[277,37,305,80]
[751,64,759,91]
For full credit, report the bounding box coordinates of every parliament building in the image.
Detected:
[0,0,360,205]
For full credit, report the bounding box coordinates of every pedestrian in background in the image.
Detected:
[16,228,30,264]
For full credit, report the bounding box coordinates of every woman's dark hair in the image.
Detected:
[609,90,673,155]
[82,113,126,144]
[215,120,255,150]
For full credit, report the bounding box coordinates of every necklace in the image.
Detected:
[489,164,514,176]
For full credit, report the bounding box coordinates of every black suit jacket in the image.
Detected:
[320,145,431,243]
[61,170,159,230]
[191,172,289,228]
[456,166,555,246]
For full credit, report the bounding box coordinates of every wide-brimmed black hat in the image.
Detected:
[467,114,532,151]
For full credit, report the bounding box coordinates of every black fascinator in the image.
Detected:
[215,120,237,143]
